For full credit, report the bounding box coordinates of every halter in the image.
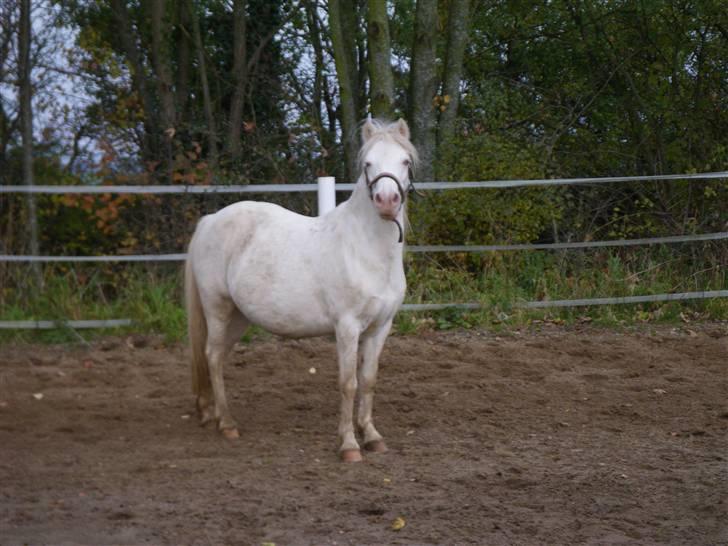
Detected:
[364,166,413,243]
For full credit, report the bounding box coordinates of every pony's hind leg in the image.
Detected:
[204,305,249,439]
[196,387,215,427]
[357,320,392,453]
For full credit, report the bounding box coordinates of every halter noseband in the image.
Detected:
[364,167,412,243]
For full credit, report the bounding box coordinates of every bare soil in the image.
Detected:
[1,324,727,545]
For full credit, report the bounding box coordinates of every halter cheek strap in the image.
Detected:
[364,168,412,243]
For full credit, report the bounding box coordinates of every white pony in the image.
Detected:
[185,118,417,462]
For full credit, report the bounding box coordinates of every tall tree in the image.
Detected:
[408,0,438,180]
[18,0,42,285]
[227,0,247,163]
[109,0,161,163]
[149,0,177,181]
[189,0,218,168]
[437,0,471,152]
[0,0,17,182]
[366,0,394,118]
[329,0,361,180]
[174,1,192,126]
[304,2,337,160]
[18,0,43,288]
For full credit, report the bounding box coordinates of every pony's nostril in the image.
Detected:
[392,193,400,203]
[374,193,384,204]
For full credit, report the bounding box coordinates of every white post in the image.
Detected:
[317,176,336,216]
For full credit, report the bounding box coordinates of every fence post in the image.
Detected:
[317,176,336,216]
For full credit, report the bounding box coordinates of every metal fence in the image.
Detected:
[2,171,726,329]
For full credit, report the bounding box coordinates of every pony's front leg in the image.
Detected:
[357,320,392,454]
[335,319,362,462]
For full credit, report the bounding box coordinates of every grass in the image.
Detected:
[1,244,726,344]
[396,244,727,332]
[0,264,185,344]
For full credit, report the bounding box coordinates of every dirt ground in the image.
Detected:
[1,323,726,546]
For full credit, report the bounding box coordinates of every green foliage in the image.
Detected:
[462,0,728,176]
[441,0,728,244]
[412,133,560,245]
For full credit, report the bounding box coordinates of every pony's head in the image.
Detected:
[358,117,418,221]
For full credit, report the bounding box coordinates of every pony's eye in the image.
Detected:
[365,161,372,168]
[403,159,410,167]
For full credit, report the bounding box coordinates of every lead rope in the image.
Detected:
[392,218,404,243]
[365,165,424,243]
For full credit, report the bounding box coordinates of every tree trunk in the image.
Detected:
[18,0,42,287]
[110,0,159,162]
[306,2,335,173]
[227,0,247,163]
[329,0,361,181]
[175,1,192,128]
[0,104,13,184]
[409,0,438,181]
[366,0,394,118]
[437,0,471,152]
[189,0,219,169]
[149,0,177,181]
[0,7,13,180]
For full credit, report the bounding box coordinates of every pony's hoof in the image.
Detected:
[221,427,240,440]
[363,440,388,453]
[340,449,363,463]
[198,408,214,427]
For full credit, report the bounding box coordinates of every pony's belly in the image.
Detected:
[259,320,333,339]
[249,310,333,338]
[234,297,334,339]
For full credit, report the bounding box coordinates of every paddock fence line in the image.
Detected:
[0,319,133,330]
[3,291,725,330]
[2,171,726,329]
[4,231,726,263]
[401,290,728,312]
[1,171,726,195]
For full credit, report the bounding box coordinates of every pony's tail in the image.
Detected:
[185,252,209,397]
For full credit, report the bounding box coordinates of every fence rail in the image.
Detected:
[2,171,726,329]
[402,290,728,312]
[2,231,726,263]
[4,290,725,330]
[1,171,726,194]
[0,319,133,330]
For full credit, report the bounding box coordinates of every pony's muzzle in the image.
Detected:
[373,190,401,220]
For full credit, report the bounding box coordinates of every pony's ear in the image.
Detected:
[395,118,410,140]
[362,116,376,143]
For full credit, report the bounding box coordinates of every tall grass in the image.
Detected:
[0,264,185,343]
[398,243,727,332]
[1,243,725,343]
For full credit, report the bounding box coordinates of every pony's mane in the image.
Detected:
[356,118,419,175]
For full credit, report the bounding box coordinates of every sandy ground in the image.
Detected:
[1,323,726,545]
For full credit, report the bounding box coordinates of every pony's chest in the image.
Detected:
[340,248,404,291]
[339,261,405,319]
